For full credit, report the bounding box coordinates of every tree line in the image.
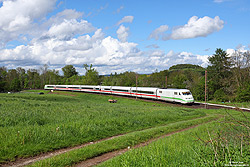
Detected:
[1,48,250,102]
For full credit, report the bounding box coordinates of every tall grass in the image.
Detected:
[0,92,205,163]
[29,114,217,167]
[98,110,250,167]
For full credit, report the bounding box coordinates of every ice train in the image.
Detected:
[44,85,194,104]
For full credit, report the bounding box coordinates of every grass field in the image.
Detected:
[1,90,249,166]
[99,110,250,167]
[0,91,206,163]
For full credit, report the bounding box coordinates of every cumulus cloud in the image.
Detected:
[45,19,95,40]
[116,25,129,42]
[0,28,146,74]
[149,25,169,40]
[164,16,224,40]
[0,25,209,75]
[116,16,134,25]
[0,0,57,45]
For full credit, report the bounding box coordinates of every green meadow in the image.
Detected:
[1,91,249,167]
[0,91,205,163]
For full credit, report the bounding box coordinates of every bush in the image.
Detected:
[236,85,250,102]
[213,89,228,102]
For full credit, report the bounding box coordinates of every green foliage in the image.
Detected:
[236,84,250,102]
[62,65,78,78]
[83,64,100,85]
[207,48,232,96]
[213,89,228,102]
[172,74,188,89]
[0,67,7,92]
[191,77,205,101]
[169,64,204,71]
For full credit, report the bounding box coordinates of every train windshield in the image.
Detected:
[182,92,191,95]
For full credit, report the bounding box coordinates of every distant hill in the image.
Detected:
[169,64,204,71]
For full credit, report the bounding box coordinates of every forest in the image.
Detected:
[0,48,250,102]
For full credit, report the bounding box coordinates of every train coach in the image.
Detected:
[44,85,194,104]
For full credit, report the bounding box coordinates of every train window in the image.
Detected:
[182,92,191,95]
[132,90,155,94]
[104,88,110,90]
[95,88,100,90]
[174,92,177,95]
[112,89,129,92]
[159,91,162,93]
[179,92,181,95]
[47,86,54,88]
[81,87,94,90]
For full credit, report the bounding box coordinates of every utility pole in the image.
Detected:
[205,70,207,109]
[165,76,168,88]
[136,75,138,100]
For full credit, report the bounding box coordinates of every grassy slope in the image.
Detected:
[0,91,205,163]
[99,110,250,167]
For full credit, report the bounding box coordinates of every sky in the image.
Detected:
[0,0,249,75]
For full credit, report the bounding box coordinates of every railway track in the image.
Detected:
[55,90,250,112]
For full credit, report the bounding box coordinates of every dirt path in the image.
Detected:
[0,134,124,167]
[1,116,216,167]
[73,123,206,167]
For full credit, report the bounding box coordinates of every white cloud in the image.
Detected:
[149,25,169,40]
[45,19,95,40]
[116,25,129,42]
[46,9,83,26]
[0,0,57,45]
[164,16,224,40]
[116,16,134,25]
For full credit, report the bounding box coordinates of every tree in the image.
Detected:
[0,67,7,92]
[230,50,250,87]
[46,69,61,85]
[16,67,26,89]
[207,48,232,97]
[172,74,187,89]
[83,64,99,85]
[40,64,49,87]
[6,69,21,91]
[62,65,78,78]
[27,69,41,89]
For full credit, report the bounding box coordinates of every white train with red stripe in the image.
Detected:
[44,85,194,104]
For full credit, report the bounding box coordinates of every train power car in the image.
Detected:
[44,85,194,104]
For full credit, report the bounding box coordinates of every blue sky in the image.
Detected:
[0,0,249,74]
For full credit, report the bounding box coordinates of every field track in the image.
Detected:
[1,116,217,167]
[73,120,215,167]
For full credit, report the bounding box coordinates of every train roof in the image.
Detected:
[44,85,191,92]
